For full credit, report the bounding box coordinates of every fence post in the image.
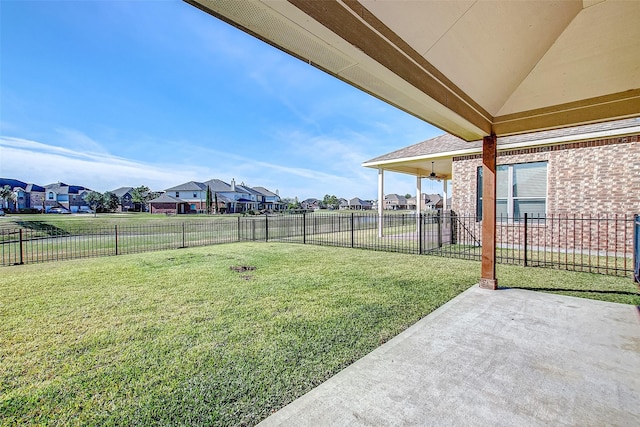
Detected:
[451,211,457,245]
[237,217,241,242]
[265,215,269,242]
[634,214,639,283]
[523,213,528,267]
[115,225,119,255]
[19,229,24,265]
[303,212,306,244]
[351,212,354,248]
[437,211,442,248]
[182,222,186,248]
[418,213,422,255]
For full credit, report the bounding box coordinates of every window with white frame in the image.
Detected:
[477,161,547,220]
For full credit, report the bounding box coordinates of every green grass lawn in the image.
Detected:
[1,242,638,426]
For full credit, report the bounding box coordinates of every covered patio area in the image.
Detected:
[185,0,639,288]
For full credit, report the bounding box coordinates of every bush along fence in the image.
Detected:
[1,212,637,279]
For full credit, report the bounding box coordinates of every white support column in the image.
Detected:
[416,175,422,234]
[378,168,384,237]
[442,179,448,212]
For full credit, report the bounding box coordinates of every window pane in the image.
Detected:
[513,162,546,197]
[496,199,508,220]
[496,165,509,198]
[514,199,546,219]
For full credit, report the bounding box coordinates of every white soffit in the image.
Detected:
[498,0,640,116]
[186,0,640,141]
[364,0,582,116]
[187,0,491,140]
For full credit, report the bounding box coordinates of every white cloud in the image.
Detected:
[0,136,203,191]
[54,128,110,155]
[0,136,377,199]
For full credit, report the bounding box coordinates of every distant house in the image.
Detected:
[301,198,322,211]
[208,179,254,213]
[236,183,262,212]
[384,194,407,210]
[148,193,190,215]
[150,178,281,214]
[0,178,46,212]
[338,198,350,210]
[406,194,443,211]
[110,187,140,212]
[44,182,91,213]
[424,194,442,211]
[164,181,207,213]
[427,194,443,210]
[252,186,284,211]
[348,197,373,210]
[407,194,429,211]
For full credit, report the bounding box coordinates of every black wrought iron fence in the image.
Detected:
[1,212,636,278]
[436,212,636,277]
[634,214,639,283]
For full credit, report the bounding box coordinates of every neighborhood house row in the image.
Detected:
[0,178,442,214]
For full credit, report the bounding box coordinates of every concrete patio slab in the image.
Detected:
[259,285,640,426]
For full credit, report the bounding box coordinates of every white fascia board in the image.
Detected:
[361,147,478,168]
[497,125,640,150]
[362,125,640,168]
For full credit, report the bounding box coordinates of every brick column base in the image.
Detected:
[479,278,498,290]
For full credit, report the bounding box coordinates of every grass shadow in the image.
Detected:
[501,286,639,297]
[13,220,71,237]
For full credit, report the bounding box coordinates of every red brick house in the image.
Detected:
[364,118,640,218]
[148,193,190,215]
[363,118,640,256]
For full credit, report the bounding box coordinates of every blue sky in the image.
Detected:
[0,0,443,200]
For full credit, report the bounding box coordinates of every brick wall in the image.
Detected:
[29,193,45,210]
[450,135,639,255]
[451,135,640,217]
[150,203,177,214]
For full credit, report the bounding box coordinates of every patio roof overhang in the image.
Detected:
[186,0,640,141]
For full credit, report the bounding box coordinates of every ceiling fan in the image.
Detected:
[428,162,443,181]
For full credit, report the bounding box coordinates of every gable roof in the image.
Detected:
[44,182,90,194]
[349,197,372,207]
[427,194,442,205]
[385,194,407,203]
[110,187,134,198]
[0,178,27,190]
[165,181,207,192]
[202,179,250,194]
[148,194,185,204]
[25,183,45,192]
[252,186,279,198]
[203,179,232,192]
[237,185,262,196]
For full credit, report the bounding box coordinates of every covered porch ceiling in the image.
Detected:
[186,0,640,142]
